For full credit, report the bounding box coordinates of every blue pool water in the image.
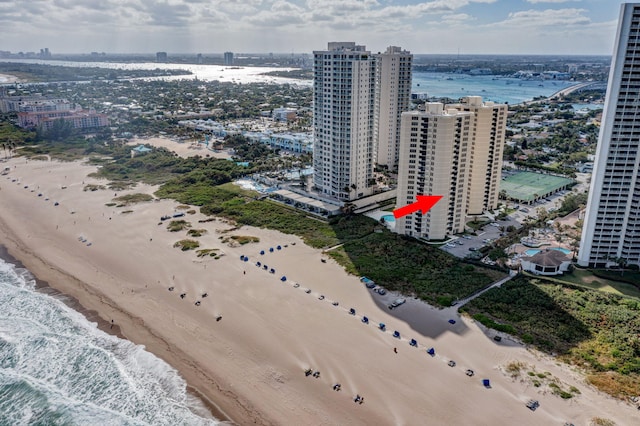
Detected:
[381,215,396,223]
[524,248,571,256]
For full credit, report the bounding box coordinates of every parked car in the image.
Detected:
[493,335,502,342]
[388,298,406,309]
[526,400,540,411]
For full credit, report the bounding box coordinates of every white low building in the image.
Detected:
[521,249,571,276]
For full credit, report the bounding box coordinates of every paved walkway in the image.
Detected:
[455,270,517,308]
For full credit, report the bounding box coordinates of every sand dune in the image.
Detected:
[0,157,637,425]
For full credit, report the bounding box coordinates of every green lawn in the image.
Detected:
[546,269,640,300]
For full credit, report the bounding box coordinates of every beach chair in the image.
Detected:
[393,331,401,338]
[427,347,435,356]
[409,339,418,347]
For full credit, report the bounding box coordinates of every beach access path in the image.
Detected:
[0,157,637,425]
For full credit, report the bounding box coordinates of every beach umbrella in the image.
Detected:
[277,245,281,250]
[260,250,265,255]
[269,247,274,252]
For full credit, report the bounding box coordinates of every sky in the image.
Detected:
[0,0,627,55]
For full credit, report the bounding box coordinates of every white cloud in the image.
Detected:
[526,0,579,3]
[491,8,591,27]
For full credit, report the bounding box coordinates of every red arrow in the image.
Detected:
[393,195,443,219]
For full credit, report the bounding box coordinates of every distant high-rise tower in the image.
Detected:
[578,3,640,268]
[396,104,473,240]
[224,52,234,65]
[156,52,168,63]
[374,46,413,170]
[448,96,507,215]
[312,42,376,201]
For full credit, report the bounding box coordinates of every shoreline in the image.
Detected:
[0,157,638,425]
[0,223,238,424]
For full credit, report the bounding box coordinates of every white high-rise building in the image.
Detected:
[578,3,640,268]
[313,42,376,201]
[396,104,473,240]
[374,46,413,170]
[448,96,508,215]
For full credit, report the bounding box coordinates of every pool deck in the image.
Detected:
[364,208,396,231]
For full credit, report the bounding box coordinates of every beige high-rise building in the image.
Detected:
[395,97,507,240]
[396,104,473,240]
[374,46,413,170]
[448,96,507,215]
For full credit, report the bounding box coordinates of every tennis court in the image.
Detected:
[500,171,574,203]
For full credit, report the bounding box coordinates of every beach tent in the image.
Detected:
[277,245,282,250]
[361,316,369,324]
[379,323,386,331]
[393,331,401,338]
[256,261,261,267]
[482,379,491,388]
[349,308,356,315]
[427,347,435,356]
[269,247,274,252]
[281,276,287,281]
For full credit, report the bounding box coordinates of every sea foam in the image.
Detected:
[0,259,220,425]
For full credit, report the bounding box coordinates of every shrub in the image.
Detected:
[187,229,207,237]
[173,239,200,251]
[167,220,191,232]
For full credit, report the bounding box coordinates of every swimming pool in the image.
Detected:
[381,214,396,223]
[524,248,572,256]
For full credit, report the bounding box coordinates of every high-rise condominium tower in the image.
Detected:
[578,3,640,268]
[313,42,376,201]
[448,96,508,215]
[374,46,413,170]
[395,97,507,240]
[396,104,473,240]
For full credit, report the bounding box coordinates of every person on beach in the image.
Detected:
[110,319,114,329]
[394,347,397,353]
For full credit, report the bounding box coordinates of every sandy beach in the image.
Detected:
[127,136,233,160]
[0,156,638,425]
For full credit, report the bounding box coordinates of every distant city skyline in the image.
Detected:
[0,0,626,56]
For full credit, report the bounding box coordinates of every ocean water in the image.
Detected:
[0,59,583,104]
[0,258,220,426]
[411,72,577,105]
